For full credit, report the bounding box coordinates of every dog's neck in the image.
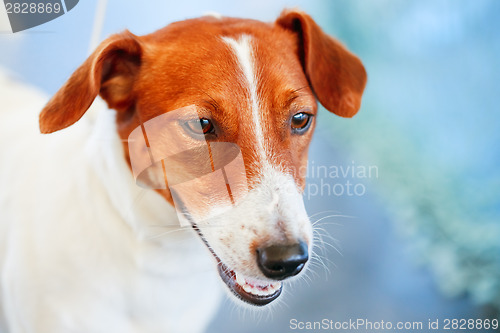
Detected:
[85,99,181,242]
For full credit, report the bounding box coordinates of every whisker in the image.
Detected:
[308,210,341,219]
[146,227,191,240]
[312,214,355,226]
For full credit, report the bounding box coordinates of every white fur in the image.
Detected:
[0,33,313,331]
[0,70,221,333]
[222,35,268,166]
[196,36,313,288]
[203,11,222,20]
[198,167,312,281]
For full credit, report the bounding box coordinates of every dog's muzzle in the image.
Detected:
[216,240,309,306]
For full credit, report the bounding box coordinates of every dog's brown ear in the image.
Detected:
[39,30,142,134]
[276,10,367,117]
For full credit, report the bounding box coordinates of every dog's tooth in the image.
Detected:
[267,283,280,294]
[248,286,261,296]
[264,288,274,296]
[254,288,265,296]
[235,272,245,286]
[253,289,264,296]
[242,283,253,293]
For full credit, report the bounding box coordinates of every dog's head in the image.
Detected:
[39,10,366,306]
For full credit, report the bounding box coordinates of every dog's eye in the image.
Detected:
[198,118,214,134]
[184,118,214,136]
[291,112,313,133]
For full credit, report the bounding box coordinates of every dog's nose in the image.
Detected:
[257,241,308,280]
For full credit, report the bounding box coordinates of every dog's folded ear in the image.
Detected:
[276,9,367,118]
[39,30,142,134]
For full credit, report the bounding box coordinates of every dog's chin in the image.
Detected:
[217,261,282,306]
[192,225,283,305]
[203,239,283,306]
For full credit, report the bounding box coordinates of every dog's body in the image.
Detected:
[0,75,221,332]
[0,11,366,333]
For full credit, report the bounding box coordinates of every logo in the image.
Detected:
[128,105,249,227]
[2,0,79,32]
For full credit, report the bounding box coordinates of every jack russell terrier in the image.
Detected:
[0,9,366,333]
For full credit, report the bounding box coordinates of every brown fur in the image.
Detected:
[39,10,367,206]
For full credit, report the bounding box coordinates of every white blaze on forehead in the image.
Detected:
[203,11,222,19]
[222,35,268,167]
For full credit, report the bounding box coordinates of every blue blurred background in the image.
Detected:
[1,0,499,332]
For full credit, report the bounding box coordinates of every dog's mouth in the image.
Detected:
[217,261,282,306]
[190,223,282,305]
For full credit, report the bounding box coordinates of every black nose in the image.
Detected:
[257,241,308,280]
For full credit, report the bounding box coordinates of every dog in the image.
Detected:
[0,9,366,333]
